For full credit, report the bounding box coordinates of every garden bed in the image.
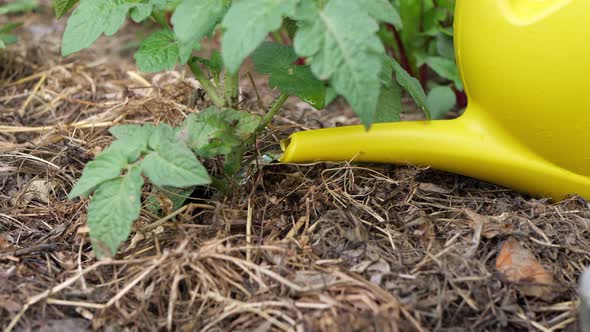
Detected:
[0,11,588,332]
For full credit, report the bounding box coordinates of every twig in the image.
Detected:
[0,121,111,133]
[17,74,46,117]
[45,298,105,309]
[139,205,189,232]
[105,253,169,307]
[246,200,252,262]
[207,253,304,292]
[247,72,265,110]
[13,243,56,256]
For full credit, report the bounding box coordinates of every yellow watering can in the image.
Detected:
[280,0,590,201]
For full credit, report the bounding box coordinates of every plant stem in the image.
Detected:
[388,24,413,77]
[271,30,286,45]
[188,58,225,108]
[223,69,239,108]
[220,93,289,194]
[210,176,232,195]
[151,11,170,30]
[240,92,289,156]
[255,92,289,136]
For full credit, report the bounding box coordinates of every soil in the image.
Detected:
[1,8,589,332]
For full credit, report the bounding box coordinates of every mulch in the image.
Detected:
[1,10,588,332]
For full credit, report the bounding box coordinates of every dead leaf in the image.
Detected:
[14,179,56,206]
[127,233,145,250]
[495,237,557,301]
[418,182,452,194]
[293,271,337,289]
[28,179,55,203]
[465,209,513,239]
[0,296,21,312]
[367,258,391,285]
[0,233,13,250]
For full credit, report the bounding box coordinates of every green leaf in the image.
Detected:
[153,0,167,9]
[179,107,260,158]
[221,0,299,73]
[398,0,422,42]
[148,123,177,151]
[108,124,153,161]
[252,42,325,109]
[0,23,21,46]
[251,42,296,73]
[61,0,134,56]
[388,58,431,119]
[145,186,193,215]
[129,0,166,21]
[221,109,261,139]
[424,56,462,89]
[374,81,402,122]
[223,148,243,176]
[0,0,38,15]
[129,3,152,22]
[294,0,384,126]
[426,85,456,119]
[180,108,237,157]
[134,30,180,72]
[324,86,338,105]
[291,0,316,20]
[0,34,18,47]
[53,0,78,18]
[141,139,211,188]
[171,0,226,55]
[192,50,223,80]
[283,17,298,39]
[374,67,402,123]
[356,0,402,27]
[0,22,23,34]
[68,146,129,199]
[436,33,455,59]
[209,50,223,75]
[87,166,144,258]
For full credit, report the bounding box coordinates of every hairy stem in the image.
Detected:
[255,92,289,136]
[218,93,290,194]
[188,58,225,108]
[223,69,239,108]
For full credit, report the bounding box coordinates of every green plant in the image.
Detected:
[0,0,38,49]
[384,0,461,119]
[57,0,449,258]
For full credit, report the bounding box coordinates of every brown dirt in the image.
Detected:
[1,9,588,332]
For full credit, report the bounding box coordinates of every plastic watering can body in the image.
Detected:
[280,0,590,200]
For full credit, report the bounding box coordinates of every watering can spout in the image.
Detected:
[280,110,590,200]
[279,0,590,200]
[280,116,475,166]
